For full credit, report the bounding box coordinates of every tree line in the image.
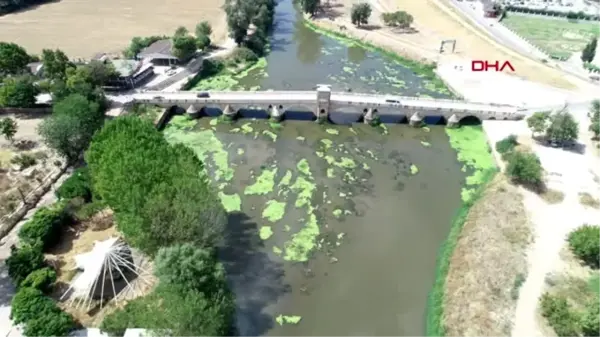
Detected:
[223,0,276,57]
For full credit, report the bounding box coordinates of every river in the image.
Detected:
[163,0,472,335]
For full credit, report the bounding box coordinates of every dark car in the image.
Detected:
[385,99,400,103]
[153,96,164,100]
[196,92,210,98]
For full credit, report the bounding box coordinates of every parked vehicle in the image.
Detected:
[385,99,400,103]
[196,92,210,98]
[153,96,164,100]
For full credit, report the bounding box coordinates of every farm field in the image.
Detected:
[0,0,228,58]
[501,13,600,59]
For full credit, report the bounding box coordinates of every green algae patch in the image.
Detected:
[362,162,370,170]
[209,118,219,126]
[245,168,277,195]
[284,210,319,262]
[259,226,274,240]
[333,208,343,218]
[263,130,277,142]
[297,158,312,177]
[379,124,389,135]
[320,139,333,150]
[410,164,419,175]
[168,115,197,129]
[276,315,302,326]
[278,170,292,187]
[296,136,305,141]
[218,192,241,213]
[338,157,356,169]
[291,176,316,208]
[272,246,282,255]
[446,126,496,202]
[263,200,286,222]
[241,123,253,134]
[421,141,431,147]
[326,168,335,178]
[326,128,339,135]
[164,121,234,183]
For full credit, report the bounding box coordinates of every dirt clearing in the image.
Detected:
[0,0,228,58]
[443,175,532,336]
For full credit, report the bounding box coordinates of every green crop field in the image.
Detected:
[501,13,600,60]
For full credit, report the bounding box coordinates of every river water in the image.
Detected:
[163,0,469,335]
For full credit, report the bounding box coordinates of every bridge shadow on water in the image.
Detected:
[218,212,291,336]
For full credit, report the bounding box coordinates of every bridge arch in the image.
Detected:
[458,115,482,126]
[328,106,364,125]
[282,104,317,121]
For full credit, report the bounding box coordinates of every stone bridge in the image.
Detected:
[132,84,526,126]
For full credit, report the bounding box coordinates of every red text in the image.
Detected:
[471,60,515,72]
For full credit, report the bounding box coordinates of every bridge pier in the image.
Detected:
[363,108,376,125]
[316,84,331,124]
[447,114,460,128]
[409,112,424,127]
[222,105,237,120]
[186,104,201,118]
[269,105,282,122]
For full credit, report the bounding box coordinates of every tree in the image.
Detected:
[10,287,56,324]
[299,0,320,15]
[545,111,579,146]
[0,76,39,108]
[41,49,71,80]
[196,34,211,51]
[85,61,119,86]
[21,267,57,293]
[19,203,70,250]
[155,244,226,296]
[196,21,213,37]
[224,0,251,45]
[0,117,18,142]
[581,37,597,63]
[172,35,198,60]
[174,26,189,37]
[6,243,45,286]
[506,151,543,187]
[56,167,92,201]
[588,99,600,139]
[581,300,600,337]
[381,11,414,28]
[567,224,599,268]
[23,309,75,337]
[0,42,31,75]
[351,3,372,26]
[38,93,103,161]
[526,111,550,136]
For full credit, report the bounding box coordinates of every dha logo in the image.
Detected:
[471,60,515,72]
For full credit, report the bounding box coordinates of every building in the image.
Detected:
[483,0,501,17]
[104,59,155,90]
[26,62,44,76]
[137,39,181,66]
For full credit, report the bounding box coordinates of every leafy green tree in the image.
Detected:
[224,0,252,45]
[567,224,599,268]
[300,0,320,15]
[506,151,543,187]
[41,49,71,80]
[155,244,226,295]
[196,34,211,51]
[253,4,273,32]
[85,61,119,86]
[526,111,550,136]
[21,267,57,293]
[56,167,92,201]
[6,243,45,286]
[172,35,198,60]
[495,134,518,154]
[381,11,414,28]
[10,287,55,324]
[581,37,598,63]
[580,300,600,337]
[196,21,213,37]
[38,93,103,161]
[546,111,579,146]
[0,117,18,142]
[23,309,75,337]
[351,3,372,26]
[588,99,600,139]
[19,203,70,250]
[0,76,39,108]
[0,42,31,75]
[174,26,189,37]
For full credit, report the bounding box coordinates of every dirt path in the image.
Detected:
[0,0,228,58]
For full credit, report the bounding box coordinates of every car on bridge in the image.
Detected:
[153,96,164,100]
[196,92,210,98]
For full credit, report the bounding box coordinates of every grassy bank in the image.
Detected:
[303,18,452,95]
[183,56,268,91]
[425,126,499,336]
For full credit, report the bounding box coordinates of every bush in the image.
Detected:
[23,309,76,337]
[10,287,56,324]
[581,299,600,336]
[6,243,45,286]
[10,153,36,169]
[567,225,600,268]
[495,134,518,154]
[18,203,70,250]
[230,47,258,64]
[506,151,543,187]
[540,293,581,337]
[56,167,92,201]
[21,267,57,293]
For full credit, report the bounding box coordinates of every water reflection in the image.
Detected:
[293,14,324,64]
[347,45,367,64]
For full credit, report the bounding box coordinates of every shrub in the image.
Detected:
[10,153,36,169]
[21,267,57,293]
[199,58,224,77]
[230,47,258,64]
[56,167,92,201]
[6,243,45,286]
[10,287,56,324]
[23,309,76,337]
[540,293,581,337]
[506,151,543,187]
[495,134,518,154]
[581,299,600,336]
[18,203,70,250]
[567,225,600,268]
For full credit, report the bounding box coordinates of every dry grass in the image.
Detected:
[46,209,157,327]
[578,192,600,209]
[0,0,228,58]
[443,175,532,336]
[541,189,566,205]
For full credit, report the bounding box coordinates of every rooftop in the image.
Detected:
[138,39,177,60]
[110,59,142,77]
